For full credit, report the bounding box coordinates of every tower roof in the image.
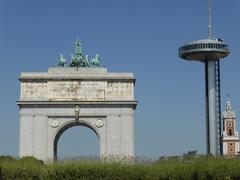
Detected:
[223,95,236,119]
[226,95,232,112]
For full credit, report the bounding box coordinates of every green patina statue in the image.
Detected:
[91,54,100,67]
[75,39,82,54]
[69,39,89,67]
[58,38,101,68]
[58,54,67,67]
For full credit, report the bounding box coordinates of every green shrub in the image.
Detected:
[19,156,45,166]
[0,156,47,179]
[0,155,16,163]
[1,156,240,179]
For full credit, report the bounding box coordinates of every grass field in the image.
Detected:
[1,154,240,179]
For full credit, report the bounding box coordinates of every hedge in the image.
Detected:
[0,156,240,179]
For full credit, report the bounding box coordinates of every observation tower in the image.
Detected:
[179,0,230,155]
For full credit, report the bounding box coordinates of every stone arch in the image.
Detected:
[53,120,101,160]
[18,66,137,162]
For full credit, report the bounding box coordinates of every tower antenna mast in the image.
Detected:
[208,0,212,39]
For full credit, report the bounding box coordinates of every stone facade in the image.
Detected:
[17,67,137,161]
[222,98,240,156]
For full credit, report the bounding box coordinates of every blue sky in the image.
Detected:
[0,0,240,158]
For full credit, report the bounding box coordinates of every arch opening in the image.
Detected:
[53,121,100,160]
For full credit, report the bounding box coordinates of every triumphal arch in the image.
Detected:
[17,40,137,161]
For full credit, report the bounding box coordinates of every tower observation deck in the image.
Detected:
[179,39,229,61]
[178,0,230,156]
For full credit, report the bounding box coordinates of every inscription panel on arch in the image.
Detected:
[20,80,134,101]
[21,81,48,100]
[48,81,106,101]
[107,81,134,100]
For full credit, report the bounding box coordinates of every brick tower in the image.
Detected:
[222,97,240,156]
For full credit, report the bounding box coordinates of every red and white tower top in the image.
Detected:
[222,96,240,156]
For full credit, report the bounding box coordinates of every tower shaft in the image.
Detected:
[205,62,210,154]
[205,61,218,155]
[215,60,223,155]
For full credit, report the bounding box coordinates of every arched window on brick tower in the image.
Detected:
[222,96,240,156]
